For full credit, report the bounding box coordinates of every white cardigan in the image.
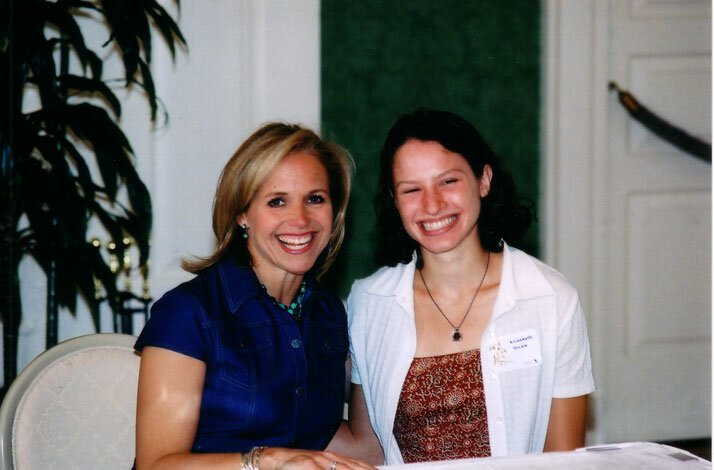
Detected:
[347,244,595,465]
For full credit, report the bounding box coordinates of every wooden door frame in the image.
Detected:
[541,0,610,444]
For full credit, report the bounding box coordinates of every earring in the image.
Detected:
[241,224,248,239]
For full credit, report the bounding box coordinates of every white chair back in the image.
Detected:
[0,333,140,469]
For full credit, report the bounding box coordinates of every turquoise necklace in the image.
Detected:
[261,280,307,320]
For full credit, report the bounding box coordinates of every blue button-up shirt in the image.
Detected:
[135,259,348,453]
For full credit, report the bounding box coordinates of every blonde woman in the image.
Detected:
[135,123,374,470]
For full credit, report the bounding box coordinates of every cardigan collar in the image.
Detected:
[363,243,555,320]
[492,244,556,320]
[365,252,417,318]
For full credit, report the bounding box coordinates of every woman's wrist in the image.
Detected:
[240,450,252,469]
[240,446,266,470]
[251,446,265,469]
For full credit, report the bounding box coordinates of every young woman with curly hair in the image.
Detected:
[331,108,595,466]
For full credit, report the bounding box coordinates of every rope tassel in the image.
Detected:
[608,81,711,163]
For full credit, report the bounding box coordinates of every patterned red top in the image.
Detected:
[393,349,490,463]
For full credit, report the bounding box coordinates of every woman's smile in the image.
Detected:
[420,215,458,234]
[276,232,316,253]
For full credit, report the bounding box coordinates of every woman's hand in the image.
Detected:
[259,448,377,470]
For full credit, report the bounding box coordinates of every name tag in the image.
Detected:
[487,329,542,372]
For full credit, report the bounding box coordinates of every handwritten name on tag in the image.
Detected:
[488,329,542,372]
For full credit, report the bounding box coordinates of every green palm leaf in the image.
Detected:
[144,0,186,59]
[59,75,122,117]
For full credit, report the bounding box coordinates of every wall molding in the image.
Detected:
[541,0,610,444]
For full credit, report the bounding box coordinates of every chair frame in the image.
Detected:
[0,333,138,469]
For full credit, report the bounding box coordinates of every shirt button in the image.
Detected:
[496,417,503,424]
[295,386,304,396]
[291,338,302,348]
[489,330,496,338]
[491,373,497,381]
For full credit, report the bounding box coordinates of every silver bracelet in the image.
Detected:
[240,450,253,470]
[250,446,265,469]
[241,446,265,470]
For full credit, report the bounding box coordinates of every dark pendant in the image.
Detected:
[452,329,462,341]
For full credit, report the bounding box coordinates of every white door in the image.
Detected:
[544,0,711,443]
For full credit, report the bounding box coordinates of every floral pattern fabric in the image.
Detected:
[393,349,490,463]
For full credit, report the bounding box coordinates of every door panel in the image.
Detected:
[604,0,711,441]
[544,0,711,443]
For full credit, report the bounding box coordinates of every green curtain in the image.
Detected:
[321,0,540,296]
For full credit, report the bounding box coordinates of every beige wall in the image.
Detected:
[12,0,320,375]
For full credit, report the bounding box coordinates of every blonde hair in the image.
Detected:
[183,122,352,278]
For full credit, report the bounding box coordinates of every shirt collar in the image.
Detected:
[216,259,327,313]
[363,245,555,319]
[217,260,263,313]
[365,253,418,316]
[492,242,556,318]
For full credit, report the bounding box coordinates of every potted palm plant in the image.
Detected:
[0,0,186,393]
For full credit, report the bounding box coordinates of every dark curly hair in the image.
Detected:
[374,107,535,267]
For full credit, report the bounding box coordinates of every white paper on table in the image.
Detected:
[377,442,709,469]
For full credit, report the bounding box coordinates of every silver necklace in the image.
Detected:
[418,251,491,342]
